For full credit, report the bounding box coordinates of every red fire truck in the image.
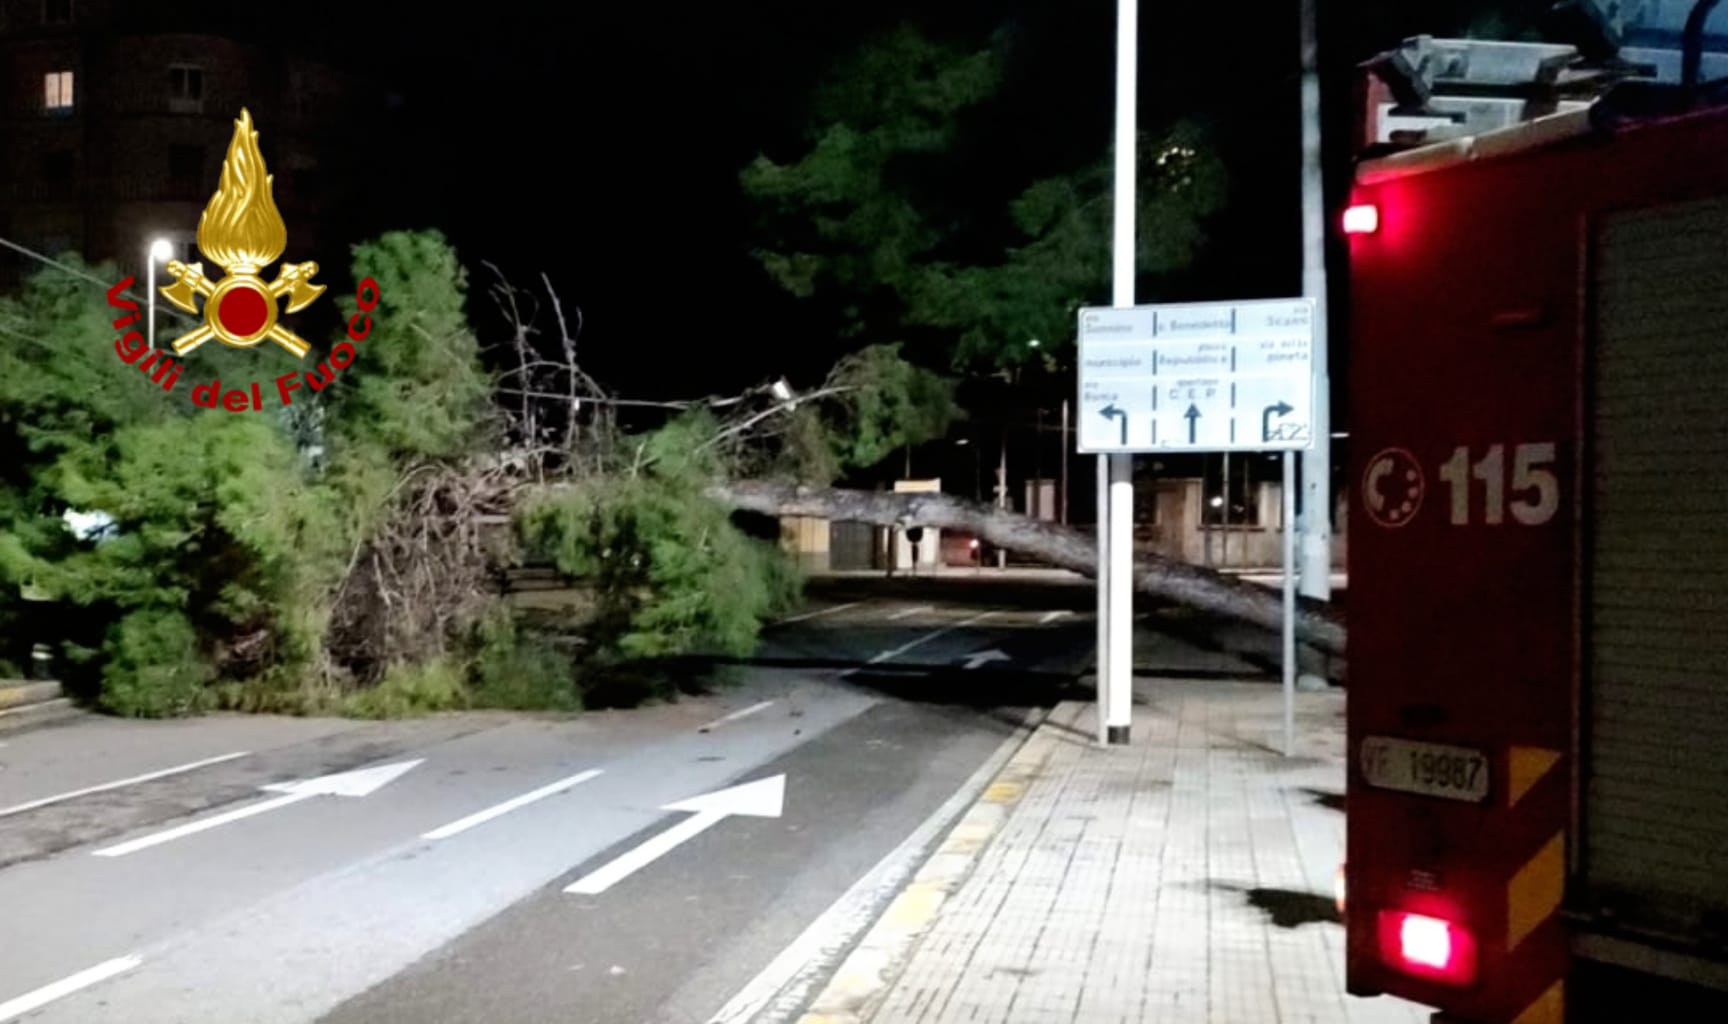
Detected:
[1344,8,1728,1024]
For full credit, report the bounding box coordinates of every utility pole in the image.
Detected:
[1298,0,1333,603]
[1222,451,1232,569]
[1059,400,1070,524]
[997,425,1008,569]
[1033,408,1044,521]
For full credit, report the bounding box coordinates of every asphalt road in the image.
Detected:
[0,577,1097,1024]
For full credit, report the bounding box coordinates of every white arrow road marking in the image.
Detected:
[0,750,250,820]
[887,605,933,621]
[421,768,603,840]
[564,775,786,896]
[0,955,141,1022]
[705,709,1040,1024]
[1038,610,1070,625]
[778,602,861,624]
[962,649,1011,670]
[697,700,775,733]
[91,759,423,858]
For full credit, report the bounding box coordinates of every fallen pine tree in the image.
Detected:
[707,480,1345,658]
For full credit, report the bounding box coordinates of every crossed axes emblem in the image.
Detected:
[159,259,325,358]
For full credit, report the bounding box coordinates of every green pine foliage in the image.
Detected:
[0,231,818,717]
[742,25,1227,376]
[517,472,801,669]
[322,230,494,465]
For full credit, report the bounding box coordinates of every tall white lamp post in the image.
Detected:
[147,238,174,351]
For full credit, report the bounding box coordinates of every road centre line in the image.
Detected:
[0,751,250,820]
[778,602,862,624]
[422,768,604,840]
[697,701,775,733]
[0,956,142,1023]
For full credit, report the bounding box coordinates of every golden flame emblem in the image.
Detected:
[159,109,324,358]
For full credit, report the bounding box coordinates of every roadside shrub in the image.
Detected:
[99,607,212,717]
[340,658,470,719]
[468,608,581,711]
[517,478,801,664]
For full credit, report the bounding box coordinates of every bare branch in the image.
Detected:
[697,385,858,453]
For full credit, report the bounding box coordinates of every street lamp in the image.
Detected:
[147,238,173,351]
[769,377,793,402]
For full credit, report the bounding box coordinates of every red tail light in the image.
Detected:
[1378,910,1477,986]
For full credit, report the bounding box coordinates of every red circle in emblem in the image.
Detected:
[217,284,270,338]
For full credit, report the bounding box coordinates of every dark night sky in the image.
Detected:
[249,2,1552,399]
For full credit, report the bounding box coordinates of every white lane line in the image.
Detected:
[887,605,933,621]
[0,751,250,820]
[92,759,422,858]
[847,611,997,674]
[697,700,775,733]
[92,793,308,858]
[0,956,142,1022]
[1038,610,1070,625]
[422,768,604,840]
[778,602,862,624]
[706,707,1043,1024]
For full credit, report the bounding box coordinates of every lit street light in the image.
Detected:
[147,238,173,351]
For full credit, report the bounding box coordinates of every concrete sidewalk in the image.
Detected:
[798,681,1426,1024]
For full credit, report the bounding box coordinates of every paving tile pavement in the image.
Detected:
[865,680,1428,1024]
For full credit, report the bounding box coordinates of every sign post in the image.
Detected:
[1098,0,1139,745]
[1077,297,1316,754]
[1283,451,1297,756]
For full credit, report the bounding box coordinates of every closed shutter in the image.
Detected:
[828,521,876,571]
[1584,193,1728,942]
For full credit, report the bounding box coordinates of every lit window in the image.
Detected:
[44,70,74,112]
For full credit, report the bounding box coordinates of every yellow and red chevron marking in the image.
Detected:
[1495,744,1569,1024]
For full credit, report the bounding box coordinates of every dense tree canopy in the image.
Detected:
[741,24,1227,378]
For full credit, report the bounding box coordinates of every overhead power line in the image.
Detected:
[0,235,199,324]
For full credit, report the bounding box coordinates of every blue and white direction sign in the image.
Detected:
[1076,298,1316,453]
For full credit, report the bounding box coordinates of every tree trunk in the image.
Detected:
[709,480,1345,657]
